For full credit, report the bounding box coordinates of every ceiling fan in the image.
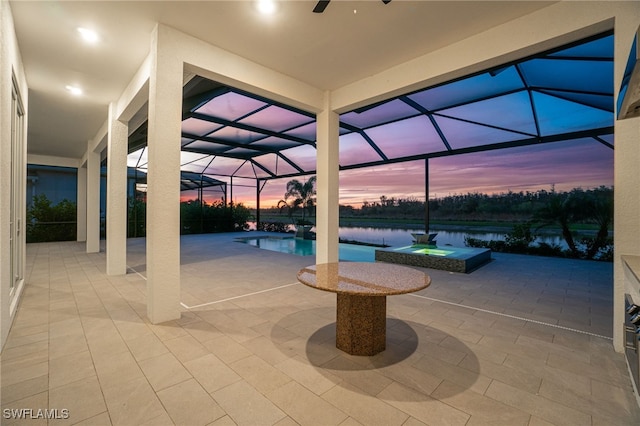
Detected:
[313,0,391,13]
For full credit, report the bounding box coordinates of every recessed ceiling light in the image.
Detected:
[256,0,277,15]
[77,27,99,43]
[65,85,82,96]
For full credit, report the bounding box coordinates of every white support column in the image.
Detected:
[315,92,340,264]
[146,26,182,323]
[106,103,128,275]
[86,149,101,253]
[76,166,87,242]
[614,117,640,351]
[613,16,640,353]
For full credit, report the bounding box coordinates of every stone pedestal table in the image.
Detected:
[297,262,431,356]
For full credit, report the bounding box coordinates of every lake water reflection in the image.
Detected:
[249,222,567,249]
[338,226,566,249]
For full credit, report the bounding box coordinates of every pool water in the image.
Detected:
[235,236,377,262]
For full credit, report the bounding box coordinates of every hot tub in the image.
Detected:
[374,244,491,273]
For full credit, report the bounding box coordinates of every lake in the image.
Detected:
[248,222,569,249]
[336,226,568,248]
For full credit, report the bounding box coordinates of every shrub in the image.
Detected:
[503,222,535,253]
[128,197,146,238]
[180,200,251,234]
[528,242,566,258]
[578,236,614,261]
[27,194,77,242]
[257,221,291,233]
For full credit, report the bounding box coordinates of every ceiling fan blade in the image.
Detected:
[314,0,388,14]
[313,0,330,13]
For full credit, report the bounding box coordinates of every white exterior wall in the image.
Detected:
[0,0,28,349]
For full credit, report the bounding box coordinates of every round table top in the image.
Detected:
[297,262,431,296]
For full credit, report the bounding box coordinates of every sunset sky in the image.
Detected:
[191,136,614,209]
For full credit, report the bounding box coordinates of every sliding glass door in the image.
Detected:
[10,80,25,296]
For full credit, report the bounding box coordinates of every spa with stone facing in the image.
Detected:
[375,244,492,273]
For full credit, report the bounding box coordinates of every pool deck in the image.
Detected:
[3,231,639,425]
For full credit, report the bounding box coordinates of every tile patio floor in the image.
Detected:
[2,232,640,425]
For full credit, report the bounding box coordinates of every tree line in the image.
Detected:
[262,186,613,226]
[338,186,613,222]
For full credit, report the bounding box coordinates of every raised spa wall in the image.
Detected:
[374,246,492,273]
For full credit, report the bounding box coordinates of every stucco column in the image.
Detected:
[106,103,128,275]
[315,92,340,264]
[76,166,87,242]
[86,148,101,253]
[146,26,182,323]
[613,18,640,353]
[614,116,640,351]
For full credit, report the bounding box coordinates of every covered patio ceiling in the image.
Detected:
[127,31,615,184]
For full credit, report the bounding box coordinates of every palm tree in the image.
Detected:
[277,176,317,225]
[534,192,579,256]
[535,188,614,259]
[582,187,613,259]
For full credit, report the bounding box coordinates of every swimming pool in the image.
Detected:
[235,235,377,262]
[235,235,491,272]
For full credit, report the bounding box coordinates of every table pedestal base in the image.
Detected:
[336,294,386,356]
